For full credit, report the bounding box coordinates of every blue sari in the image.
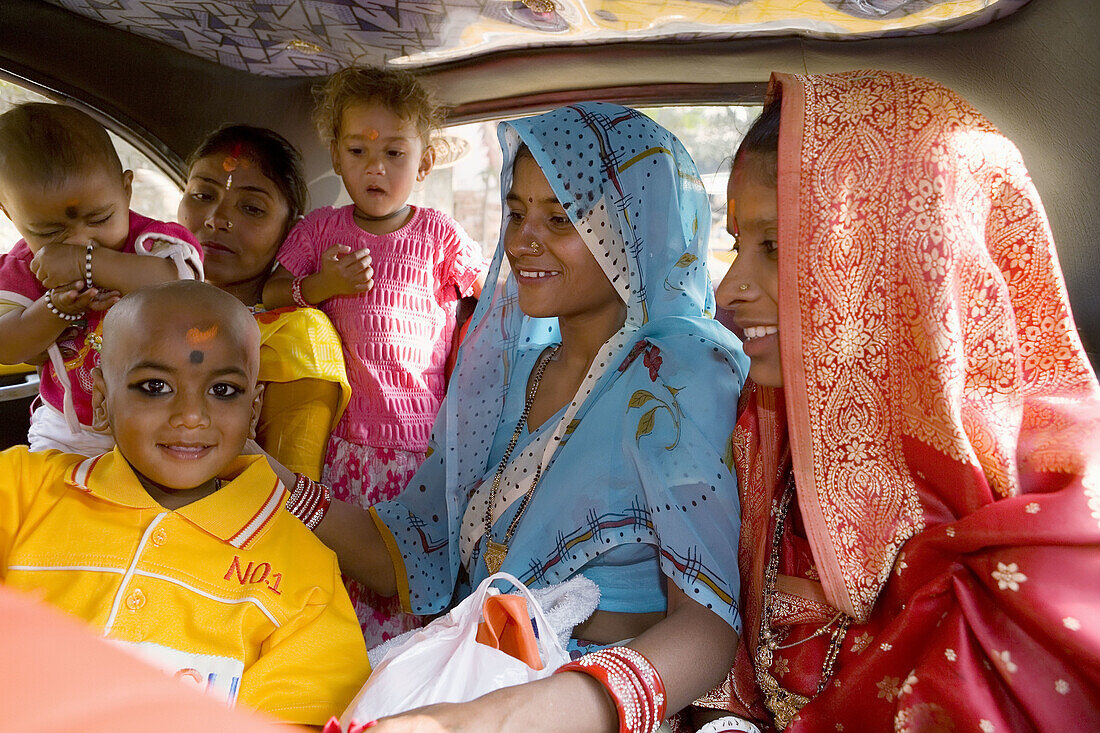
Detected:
[373,103,748,635]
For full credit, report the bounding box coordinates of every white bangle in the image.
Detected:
[84,243,94,289]
[696,716,763,733]
[291,275,311,307]
[44,289,83,322]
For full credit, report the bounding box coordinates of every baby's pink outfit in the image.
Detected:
[276,204,483,645]
[0,212,202,453]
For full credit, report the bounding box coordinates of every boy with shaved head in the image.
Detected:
[0,102,203,455]
[0,281,370,725]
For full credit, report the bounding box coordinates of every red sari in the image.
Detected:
[700,71,1100,731]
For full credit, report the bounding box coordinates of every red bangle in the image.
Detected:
[291,275,311,307]
[605,647,666,725]
[286,473,332,530]
[286,473,309,514]
[554,647,665,733]
[557,655,637,733]
[308,481,332,530]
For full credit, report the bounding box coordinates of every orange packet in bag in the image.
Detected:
[475,593,543,670]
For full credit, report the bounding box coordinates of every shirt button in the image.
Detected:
[125,589,146,611]
[151,528,168,546]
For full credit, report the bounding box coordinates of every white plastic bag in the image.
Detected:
[340,572,571,727]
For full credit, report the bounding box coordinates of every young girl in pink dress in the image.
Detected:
[264,66,484,645]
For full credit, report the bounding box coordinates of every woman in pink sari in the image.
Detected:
[700,70,1100,731]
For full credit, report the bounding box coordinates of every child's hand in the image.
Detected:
[30,242,87,289]
[48,282,100,317]
[318,244,374,297]
[87,288,121,311]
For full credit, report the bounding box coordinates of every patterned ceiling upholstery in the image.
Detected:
[46,0,1030,78]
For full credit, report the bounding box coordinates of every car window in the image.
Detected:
[411,104,761,281]
[0,79,181,255]
[1,80,755,283]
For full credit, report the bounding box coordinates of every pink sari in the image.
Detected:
[700,71,1100,731]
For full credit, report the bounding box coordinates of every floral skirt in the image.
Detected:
[323,435,427,648]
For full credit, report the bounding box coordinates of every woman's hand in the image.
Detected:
[367,703,482,733]
[367,672,616,733]
[30,242,85,288]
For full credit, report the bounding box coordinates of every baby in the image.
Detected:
[0,281,370,725]
[0,102,202,455]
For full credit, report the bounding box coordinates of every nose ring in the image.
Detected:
[225,219,233,231]
[529,240,541,254]
[738,283,749,291]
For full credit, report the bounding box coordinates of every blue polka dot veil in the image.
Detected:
[374,103,747,629]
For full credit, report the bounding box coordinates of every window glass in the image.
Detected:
[0,79,182,255]
[412,104,762,282]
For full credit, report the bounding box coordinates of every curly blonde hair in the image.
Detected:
[313,66,444,146]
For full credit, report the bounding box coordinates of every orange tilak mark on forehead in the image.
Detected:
[186,324,218,345]
[221,155,252,172]
[222,152,252,188]
[367,129,380,141]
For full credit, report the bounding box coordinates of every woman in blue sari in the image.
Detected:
[318,103,748,732]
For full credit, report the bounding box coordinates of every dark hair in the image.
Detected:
[186,125,308,222]
[733,98,781,185]
[0,102,122,188]
[313,65,443,146]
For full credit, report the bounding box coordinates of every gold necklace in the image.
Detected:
[756,474,851,730]
[482,344,560,573]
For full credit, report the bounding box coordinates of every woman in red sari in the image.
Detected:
[700,70,1100,731]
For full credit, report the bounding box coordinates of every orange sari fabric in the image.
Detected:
[703,71,1100,730]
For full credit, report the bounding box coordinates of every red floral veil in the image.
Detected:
[708,70,1100,721]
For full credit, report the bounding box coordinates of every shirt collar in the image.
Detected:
[66,448,287,549]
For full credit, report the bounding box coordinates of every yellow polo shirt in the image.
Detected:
[0,446,370,725]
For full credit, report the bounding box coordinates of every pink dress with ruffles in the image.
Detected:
[277,204,483,645]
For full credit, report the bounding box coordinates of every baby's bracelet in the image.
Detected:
[291,276,311,307]
[44,289,84,322]
[84,243,94,289]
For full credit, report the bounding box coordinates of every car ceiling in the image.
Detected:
[1,0,1097,366]
[40,0,1030,77]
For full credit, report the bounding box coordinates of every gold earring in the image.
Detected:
[738,283,749,291]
